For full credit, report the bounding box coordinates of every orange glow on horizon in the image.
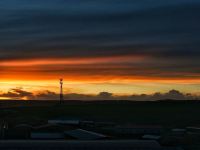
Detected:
[0,97,11,100]
[1,74,200,83]
[0,56,199,98]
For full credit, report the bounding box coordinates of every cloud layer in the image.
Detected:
[0,1,200,60]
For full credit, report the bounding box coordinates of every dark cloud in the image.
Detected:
[97,92,113,100]
[0,1,199,79]
[1,88,33,100]
[0,1,200,59]
[34,91,58,100]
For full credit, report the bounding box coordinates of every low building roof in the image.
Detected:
[31,132,65,139]
[142,135,161,140]
[187,126,200,130]
[171,128,186,132]
[14,124,33,129]
[116,125,162,129]
[33,124,76,132]
[48,119,80,125]
[64,129,107,140]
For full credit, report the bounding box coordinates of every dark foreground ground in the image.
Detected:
[0,100,200,150]
[0,100,200,127]
[0,140,166,150]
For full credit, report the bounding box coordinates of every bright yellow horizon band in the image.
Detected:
[0,78,199,95]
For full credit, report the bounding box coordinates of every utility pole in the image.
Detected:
[60,78,64,104]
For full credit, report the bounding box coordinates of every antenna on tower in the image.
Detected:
[59,78,64,104]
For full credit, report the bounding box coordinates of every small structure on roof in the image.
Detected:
[64,129,107,140]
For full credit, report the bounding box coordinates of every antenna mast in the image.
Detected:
[60,78,64,104]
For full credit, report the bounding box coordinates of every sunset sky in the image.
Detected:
[0,0,200,100]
